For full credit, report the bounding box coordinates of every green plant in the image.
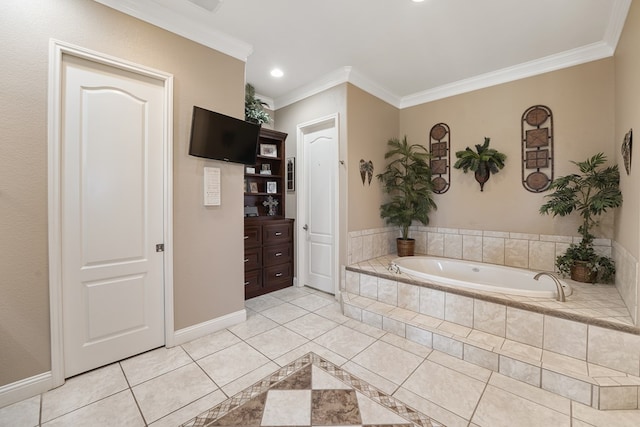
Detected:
[539,153,622,283]
[376,136,437,240]
[244,83,271,124]
[454,137,506,191]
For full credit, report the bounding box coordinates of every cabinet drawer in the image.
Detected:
[243,247,261,271]
[263,243,292,267]
[263,221,292,245]
[263,262,292,287]
[244,225,261,248]
[244,269,262,299]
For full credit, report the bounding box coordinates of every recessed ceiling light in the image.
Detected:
[270,68,284,78]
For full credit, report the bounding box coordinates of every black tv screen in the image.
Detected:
[188,106,261,164]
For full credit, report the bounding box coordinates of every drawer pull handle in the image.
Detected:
[244,281,250,286]
[244,236,249,240]
[275,232,283,236]
[275,272,283,277]
[275,252,282,257]
[244,258,249,263]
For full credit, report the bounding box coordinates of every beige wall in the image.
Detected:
[346,85,399,230]
[614,0,640,260]
[400,59,616,238]
[0,0,245,387]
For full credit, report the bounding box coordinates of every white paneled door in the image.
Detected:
[60,55,166,377]
[300,117,338,294]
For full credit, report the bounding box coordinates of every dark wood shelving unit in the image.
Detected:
[243,128,294,299]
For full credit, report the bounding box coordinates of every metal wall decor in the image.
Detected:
[429,123,451,194]
[521,105,554,192]
[359,159,374,185]
[622,128,632,175]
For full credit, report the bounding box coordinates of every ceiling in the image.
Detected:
[96,0,630,109]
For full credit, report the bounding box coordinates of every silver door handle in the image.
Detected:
[303,224,308,231]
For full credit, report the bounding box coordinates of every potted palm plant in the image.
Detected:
[244,83,271,125]
[539,153,622,283]
[454,137,506,191]
[377,136,437,256]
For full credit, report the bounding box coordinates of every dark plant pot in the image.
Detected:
[397,238,415,257]
[570,261,595,283]
[474,169,490,191]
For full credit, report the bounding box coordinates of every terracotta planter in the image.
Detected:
[396,238,415,257]
[570,261,595,283]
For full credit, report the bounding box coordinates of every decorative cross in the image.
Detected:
[262,196,279,216]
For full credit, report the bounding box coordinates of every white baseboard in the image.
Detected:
[172,309,247,346]
[0,371,53,409]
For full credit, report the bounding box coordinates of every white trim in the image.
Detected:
[173,309,247,346]
[94,0,252,62]
[399,41,615,109]
[47,39,175,385]
[275,67,351,110]
[604,0,632,49]
[296,114,340,296]
[0,372,52,408]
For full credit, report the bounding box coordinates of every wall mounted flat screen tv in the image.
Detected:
[188,106,261,164]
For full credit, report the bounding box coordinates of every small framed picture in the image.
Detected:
[260,144,278,158]
[249,182,259,193]
[245,166,256,174]
[260,163,272,175]
[266,181,277,194]
[286,157,295,192]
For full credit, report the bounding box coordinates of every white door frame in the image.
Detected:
[47,40,174,387]
[296,113,340,296]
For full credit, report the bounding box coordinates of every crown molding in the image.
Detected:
[273,67,352,110]
[94,0,252,61]
[604,0,632,49]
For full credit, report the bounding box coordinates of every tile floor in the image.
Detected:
[2,285,640,427]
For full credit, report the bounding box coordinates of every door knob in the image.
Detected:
[303,224,308,231]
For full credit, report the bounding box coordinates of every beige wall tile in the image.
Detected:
[463,235,483,262]
[464,344,499,371]
[506,307,544,347]
[588,326,640,376]
[428,232,444,256]
[529,241,557,271]
[377,278,398,305]
[598,386,639,410]
[433,334,464,358]
[444,234,463,259]
[406,325,433,348]
[541,370,592,406]
[397,283,420,312]
[360,274,378,300]
[473,300,506,337]
[482,237,505,265]
[498,356,541,387]
[543,316,587,360]
[419,287,445,319]
[445,294,474,327]
[505,239,529,268]
[345,270,360,295]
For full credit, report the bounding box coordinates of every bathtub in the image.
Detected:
[393,256,572,299]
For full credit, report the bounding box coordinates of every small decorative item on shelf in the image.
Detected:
[266,181,277,194]
[249,182,258,193]
[260,144,278,158]
[245,166,256,174]
[260,163,272,175]
[263,195,279,216]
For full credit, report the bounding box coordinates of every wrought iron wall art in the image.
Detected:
[429,123,451,194]
[521,105,554,192]
[622,128,632,175]
[359,159,374,185]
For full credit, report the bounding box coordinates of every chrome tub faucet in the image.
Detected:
[533,271,571,302]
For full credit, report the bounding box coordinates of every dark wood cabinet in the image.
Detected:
[244,218,294,299]
[243,128,294,300]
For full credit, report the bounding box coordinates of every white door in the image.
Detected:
[299,117,338,294]
[60,55,165,377]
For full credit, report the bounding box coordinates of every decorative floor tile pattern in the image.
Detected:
[181,352,438,427]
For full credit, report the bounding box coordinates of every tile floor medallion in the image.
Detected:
[181,352,438,427]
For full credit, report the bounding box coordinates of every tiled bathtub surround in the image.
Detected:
[343,258,640,410]
[614,240,639,325]
[348,225,639,328]
[348,226,613,271]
